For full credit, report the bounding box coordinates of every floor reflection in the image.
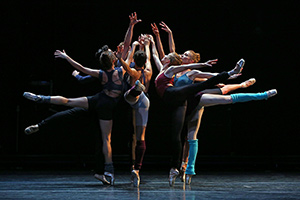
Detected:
[1,170,300,200]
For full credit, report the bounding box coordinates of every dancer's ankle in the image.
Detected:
[228,58,245,76]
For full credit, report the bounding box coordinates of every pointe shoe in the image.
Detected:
[233,58,245,75]
[135,80,145,92]
[240,78,256,88]
[23,92,42,102]
[266,89,277,98]
[94,172,115,185]
[229,59,245,76]
[237,58,245,70]
[24,125,39,135]
[185,174,193,185]
[131,170,140,187]
[169,168,179,187]
[94,174,110,185]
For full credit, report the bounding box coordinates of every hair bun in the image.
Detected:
[95,45,109,59]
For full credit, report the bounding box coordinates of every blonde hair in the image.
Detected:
[168,52,182,66]
[187,50,200,63]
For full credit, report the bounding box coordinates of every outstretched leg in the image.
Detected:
[201,78,256,95]
[23,92,88,109]
[199,89,277,107]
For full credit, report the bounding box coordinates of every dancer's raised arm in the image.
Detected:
[116,42,140,80]
[54,50,100,77]
[150,35,164,72]
[160,21,175,53]
[143,35,152,74]
[122,12,142,59]
[151,23,165,60]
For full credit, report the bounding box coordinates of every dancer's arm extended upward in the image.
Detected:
[143,35,152,74]
[116,41,140,80]
[150,36,164,73]
[122,12,142,60]
[160,21,175,53]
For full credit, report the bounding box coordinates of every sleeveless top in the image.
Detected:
[98,67,124,93]
[155,72,174,98]
[174,73,193,87]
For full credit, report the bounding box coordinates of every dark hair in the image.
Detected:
[95,45,109,60]
[133,50,147,68]
[94,45,116,70]
[99,51,116,70]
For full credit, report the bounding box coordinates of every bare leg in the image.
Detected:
[94,119,114,185]
[23,92,89,109]
[100,119,113,164]
[132,110,137,166]
[179,136,189,182]
[50,96,88,109]
[201,78,256,95]
[187,107,204,140]
[182,139,189,163]
[219,84,243,95]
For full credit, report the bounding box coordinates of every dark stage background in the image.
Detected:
[1,0,299,170]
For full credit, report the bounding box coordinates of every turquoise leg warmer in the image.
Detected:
[185,139,198,175]
[230,92,268,104]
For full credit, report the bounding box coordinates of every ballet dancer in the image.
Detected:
[150,36,277,186]
[24,46,126,185]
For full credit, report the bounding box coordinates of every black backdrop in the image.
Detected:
[1,0,299,169]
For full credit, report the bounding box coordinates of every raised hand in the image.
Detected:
[141,34,151,46]
[54,50,67,59]
[147,34,154,44]
[129,12,142,26]
[151,23,159,36]
[132,41,140,47]
[159,21,172,33]
[138,35,145,46]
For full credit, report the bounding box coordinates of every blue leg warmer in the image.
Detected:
[230,92,268,104]
[185,139,198,175]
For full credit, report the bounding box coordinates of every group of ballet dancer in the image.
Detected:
[23,12,277,187]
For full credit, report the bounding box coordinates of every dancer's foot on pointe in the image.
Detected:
[23,92,50,103]
[240,78,256,88]
[266,89,277,98]
[24,125,39,135]
[94,174,110,185]
[229,58,245,76]
[94,172,115,185]
[131,170,140,187]
[185,174,194,185]
[169,168,179,186]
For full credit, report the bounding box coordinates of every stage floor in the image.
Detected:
[1,170,300,200]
